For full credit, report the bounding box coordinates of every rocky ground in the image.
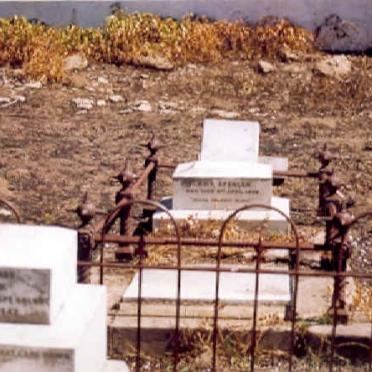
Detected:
[1,50,371,262]
[0,50,371,369]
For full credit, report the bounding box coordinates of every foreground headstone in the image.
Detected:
[153,119,290,232]
[0,285,106,372]
[0,225,76,324]
[0,224,129,372]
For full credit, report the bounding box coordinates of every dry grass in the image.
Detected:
[350,280,372,321]
[144,217,299,266]
[0,13,314,82]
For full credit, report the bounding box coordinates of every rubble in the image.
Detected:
[258,60,276,74]
[132,100,152,112]
[109,95,124,103]
[136,54,174,71]
[63,53,88,71]
[314,55,352,78]
[72,98,94,110]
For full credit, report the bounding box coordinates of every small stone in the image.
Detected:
[158,101,179,110]
[280,48,300,62]
[281,63,307,74]
[25,81,42,89]
[85,86,96,93]
[159,108,175,115]
[109,95,124,103]
[119,108,133,114]
[0,97,11,105]
[133,100,152,112]
[190,107,206,114]
[72,98,94,110]
[0,208,12,217]
[136,54,174,71]
[209,109,239,119]
[13,95,26,103]
[141,80,150,89]
[158,101,180,114]
[314,55,352,78]
[258,60,276,74]
[97,76,109,85]
[96,99,106,107]
[63,52,88,71]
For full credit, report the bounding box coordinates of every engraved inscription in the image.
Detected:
[0,346,73,372]
[175,177,271,210]
[0,268,50,323]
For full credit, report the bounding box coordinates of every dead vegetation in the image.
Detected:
[0,13,314,82]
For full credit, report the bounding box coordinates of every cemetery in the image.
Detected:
[0,4,371,371]
[1,114,371,370]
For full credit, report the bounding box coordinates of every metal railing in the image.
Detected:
[1,137,370,370]
[72,137,371,371]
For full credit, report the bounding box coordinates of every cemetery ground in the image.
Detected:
[0,50,372,370]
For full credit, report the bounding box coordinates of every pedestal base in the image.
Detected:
[153,196,290,233]
[0,285,107,372]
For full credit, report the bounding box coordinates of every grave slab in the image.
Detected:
[200,119,260,162]
[154,196,290,233]
[0,284,107,372]
[123,269,291,304]
[0,225,77,324]
[173,160,272,210]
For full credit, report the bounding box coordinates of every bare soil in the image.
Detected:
[1,51,371,260]
[0,52,371,370]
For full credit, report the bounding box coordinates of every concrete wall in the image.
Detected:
[0,0,371,50]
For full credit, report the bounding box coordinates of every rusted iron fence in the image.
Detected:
[2,138,370,370]
[71,138,372,371]
[0,197,21,223]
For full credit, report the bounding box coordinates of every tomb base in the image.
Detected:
[0,285,109,372]
[153,196,290,233]
[123,268,291,305]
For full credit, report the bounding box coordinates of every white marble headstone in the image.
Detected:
[200,119,260,162]
[0,285,107,372]
[173,161,272,210]
[0,225,77,324]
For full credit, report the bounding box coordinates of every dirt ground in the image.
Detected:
[0,51,371,370]
[1,50,371,259]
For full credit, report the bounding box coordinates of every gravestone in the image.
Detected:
[124,269,290,304]
[200,119,260,162]
[121,268,292,325]
[0,226,76,324]
[173,161,272,211]
[153,119,290,232]
[0,224,129,372]
[122,119,292,345]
